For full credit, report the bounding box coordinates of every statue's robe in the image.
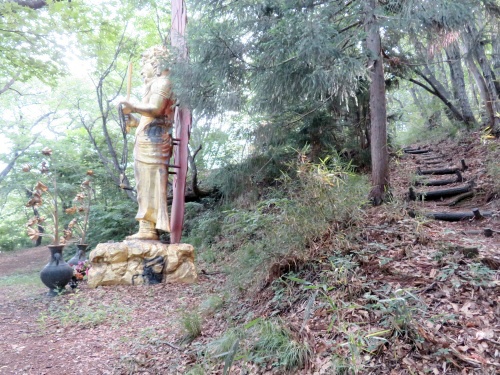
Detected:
[133,75,175,232]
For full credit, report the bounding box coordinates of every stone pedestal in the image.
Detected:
[87,240,197,288]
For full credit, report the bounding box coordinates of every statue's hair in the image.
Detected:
[142,45,170,74]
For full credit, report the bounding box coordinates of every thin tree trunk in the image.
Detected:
[437,49,451,94]
[465,52,494,127]
[408,70,465,124]
[365,0,389,205]
[466,24,500,135]
[409,88,429,126]
[445,42,476,128]
[491,18,500,78]
[0,76,17,96]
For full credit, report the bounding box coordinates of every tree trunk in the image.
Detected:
[0,76,17,96]
[464,51,494,127]
[491,17,500,78]
[365,0,389,205]
[466,24,500,136]
[410,68,466,124]
[409,88,436,129]
[445,42,476,128]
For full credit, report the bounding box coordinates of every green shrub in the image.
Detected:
[200,294,225,317]
[179,311,202,342]
[223,155,369,291]
[250,319,312,371]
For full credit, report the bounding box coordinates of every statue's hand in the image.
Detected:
[121,111,139,131]
[118,100,135,115]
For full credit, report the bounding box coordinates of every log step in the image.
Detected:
[417,167,458,175]
[409,209,492,221]
[414,171,463,187]
[403,147,424,152]
[409,183,472,201]
[421,156,442,161]
[425,210,492,221]
[417,159,467,175]
[405,149,432,154]
[423,160,444,165]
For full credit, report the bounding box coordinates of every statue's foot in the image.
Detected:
[126,231,159,241]
[126,220,159,241]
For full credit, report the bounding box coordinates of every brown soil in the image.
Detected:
[0,134,498,375]
[0,247,226,374]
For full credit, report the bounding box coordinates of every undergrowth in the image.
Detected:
[183,154,371,372]
[37,290,131,330]
[185,153,369,295]
[186,317,312,374]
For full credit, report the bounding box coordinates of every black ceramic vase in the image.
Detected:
[68,244,88,266]
[40,245,74,296]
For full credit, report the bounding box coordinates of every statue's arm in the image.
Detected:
[119,80,172,118]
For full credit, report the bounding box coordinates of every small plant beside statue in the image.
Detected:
[23,148,94,247]
[22,147,93,295]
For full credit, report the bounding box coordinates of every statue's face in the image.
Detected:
[141,61,156,82]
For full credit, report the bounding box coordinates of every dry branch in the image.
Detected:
[447,191,474,206]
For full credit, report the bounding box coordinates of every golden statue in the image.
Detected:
[119,45,175,240]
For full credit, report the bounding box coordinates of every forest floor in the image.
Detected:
[0,133,498,375]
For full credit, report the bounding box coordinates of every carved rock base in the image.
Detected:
[87,240,197,288]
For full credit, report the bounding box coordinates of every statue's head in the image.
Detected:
[142,45,170,77]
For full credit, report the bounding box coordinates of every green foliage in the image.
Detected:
[179,311,203,342]
[0,272,41,287]
[207,327,244,358]
[0,2,64,84]
[200,294,225,317]
[395,116,464,146]
[0,218,32,251]
[206,152,289,203]
[177,0,367,118]
[200,318,311,372]
[364,289,425,336]
[250,319,312,371]
[86,199,137,245]
[184,207,225,251]
[185,365,206,375]
[185,154,369,294]
[462,263,496,287]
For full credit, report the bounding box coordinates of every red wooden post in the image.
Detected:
[170,0,191,244]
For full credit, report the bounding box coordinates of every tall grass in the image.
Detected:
[219,154,369,291]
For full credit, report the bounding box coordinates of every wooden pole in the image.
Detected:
[170,0,191,244]
[126,62,133,101]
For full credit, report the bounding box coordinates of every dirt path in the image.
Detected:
[0,246,224,375]
[0,246,48,277]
